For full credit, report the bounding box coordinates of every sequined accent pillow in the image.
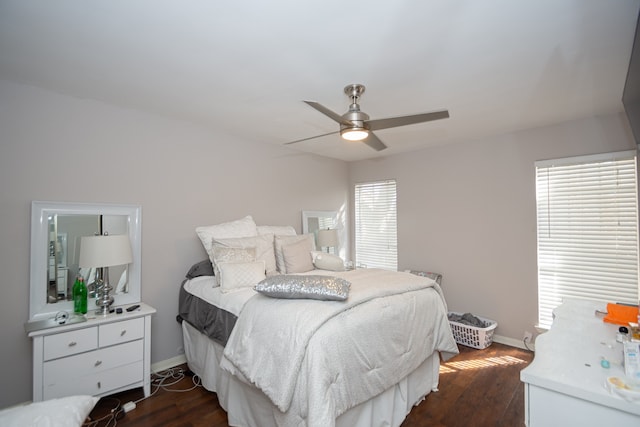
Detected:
[213,234,277,275]
[255,275,351,301]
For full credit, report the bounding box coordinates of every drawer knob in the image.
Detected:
[94,360,102,367]
[68,341,77,347]
[97,381,101,389]
[120,330,127,336]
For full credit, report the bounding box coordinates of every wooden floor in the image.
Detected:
[88,343,533,427]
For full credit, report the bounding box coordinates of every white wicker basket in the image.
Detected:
[448,312,497,349]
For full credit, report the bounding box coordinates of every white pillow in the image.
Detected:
[213,234,277,275]
[282,238,315,273]
[275,234,316,273]
[312,252,345,271]
[0,395,98,427]
[211,246,256,286]
[218,261,266,293]
[196,215,258,258]
[257,225,296,236]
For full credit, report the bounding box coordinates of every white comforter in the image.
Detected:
[220,268,458,427]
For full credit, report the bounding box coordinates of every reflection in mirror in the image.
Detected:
[30,202,142,321]
[302,210,338,252]
[47,214,130,303]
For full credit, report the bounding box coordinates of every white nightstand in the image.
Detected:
[26,303,156,402]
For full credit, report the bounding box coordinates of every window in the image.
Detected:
[535,151,639,328]
[354,180,398,270]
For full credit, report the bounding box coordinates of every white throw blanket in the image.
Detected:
[221,268,458,427]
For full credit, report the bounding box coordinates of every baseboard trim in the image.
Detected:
[493,334,535,352]
[151,354,187,374]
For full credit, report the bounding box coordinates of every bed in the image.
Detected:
[177,216,459,427]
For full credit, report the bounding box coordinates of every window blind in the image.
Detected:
[355,180,398,270]
[535,150,639,328]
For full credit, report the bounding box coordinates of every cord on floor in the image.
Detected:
[82,367,202,426]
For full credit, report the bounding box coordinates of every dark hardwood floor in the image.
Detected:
[87,343,533,427]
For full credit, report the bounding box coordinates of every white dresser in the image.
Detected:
[520,299,640,426]
[27,303,156,402]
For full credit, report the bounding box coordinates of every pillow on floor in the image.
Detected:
[0,395,98,427]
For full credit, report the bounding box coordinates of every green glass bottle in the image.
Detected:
[73,276,88,314]
[78,277,88,314]
[72,276,81,314]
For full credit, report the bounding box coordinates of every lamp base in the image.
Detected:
[95,278,114,316]
[95,302,114,316]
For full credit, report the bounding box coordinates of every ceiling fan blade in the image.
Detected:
[304,101,348,124]
[284,130,341,145]
[366,110,449,131]
[363,132,387,151]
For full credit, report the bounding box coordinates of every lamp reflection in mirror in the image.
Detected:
[317,229,339,253]
[79,233,133,315]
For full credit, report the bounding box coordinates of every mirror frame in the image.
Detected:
[302,210,338,251]
[302,210,338,235]
[29,201,142,320]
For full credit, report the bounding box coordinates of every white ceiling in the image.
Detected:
[1,1,639,162]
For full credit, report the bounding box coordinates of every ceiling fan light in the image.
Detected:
[341,128,369,141]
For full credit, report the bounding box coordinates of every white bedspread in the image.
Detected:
[220,268,458,427]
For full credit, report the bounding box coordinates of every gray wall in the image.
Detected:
[0,80,349,407]
[349,112,636,344]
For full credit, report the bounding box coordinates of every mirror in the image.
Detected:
[302,210,338,249]
[30,201,142,321]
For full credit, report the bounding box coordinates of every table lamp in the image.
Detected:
[79,233,133,315]
[317,228,339,253]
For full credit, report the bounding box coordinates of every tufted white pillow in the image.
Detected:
[196,215,258,259]
[211,246,256,286]
[218,260,266,293]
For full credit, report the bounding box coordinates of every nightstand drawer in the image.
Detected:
[44,327,98,361]
[43,339,143,399]
[44,359,144,400]
[99,317,144,347]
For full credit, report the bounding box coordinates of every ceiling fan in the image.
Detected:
[285,84,449,151]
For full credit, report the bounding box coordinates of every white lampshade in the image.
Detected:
[79,234,133,268]
[317,229,339,248]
